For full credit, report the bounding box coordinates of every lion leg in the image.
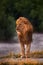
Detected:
[26,43,31,58]
[20,43,25,58]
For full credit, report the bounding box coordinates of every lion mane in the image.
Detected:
[16,17,33,43]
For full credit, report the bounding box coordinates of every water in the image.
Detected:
[0,33,43,56]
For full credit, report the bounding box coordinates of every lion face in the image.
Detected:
[16,17,33,35]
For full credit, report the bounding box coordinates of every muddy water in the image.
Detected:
[0,33,43,56]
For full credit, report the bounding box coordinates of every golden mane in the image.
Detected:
[16,17,31,25]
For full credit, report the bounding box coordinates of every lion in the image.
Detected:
[16,17,33,58]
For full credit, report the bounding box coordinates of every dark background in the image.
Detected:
[0,0,43,40]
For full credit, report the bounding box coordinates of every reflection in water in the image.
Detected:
[0,34,43,56]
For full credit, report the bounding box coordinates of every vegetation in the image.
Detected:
[0,51,43,65]
[0,51,43,59]
[0,0,43,40]
[0,63,43,65]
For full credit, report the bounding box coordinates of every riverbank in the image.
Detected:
[0,51,43,65]
[0,58,43,65]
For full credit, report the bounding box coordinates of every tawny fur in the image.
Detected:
[16,17,33,58]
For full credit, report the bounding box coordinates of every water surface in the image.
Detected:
[0,34,43,56]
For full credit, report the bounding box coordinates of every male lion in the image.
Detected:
[16,17,33,58]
